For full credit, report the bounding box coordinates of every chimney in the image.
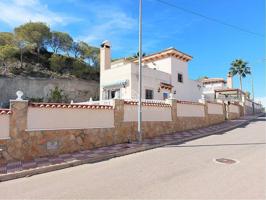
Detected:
[227,73,233,88]
[100,40,111,71]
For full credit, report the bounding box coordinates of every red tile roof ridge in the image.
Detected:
[0,109,12,115]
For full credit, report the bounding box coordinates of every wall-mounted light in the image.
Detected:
[157,88,161,93]
[174,90,176,94]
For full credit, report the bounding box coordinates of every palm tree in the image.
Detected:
[229,59,251,91]
[133,51,146,58]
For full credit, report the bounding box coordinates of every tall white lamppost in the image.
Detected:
[138,0,143,143]
[251,71,255,114]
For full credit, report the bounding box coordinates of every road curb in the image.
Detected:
[0,114,263,182]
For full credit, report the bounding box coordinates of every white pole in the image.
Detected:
[251,73,255,114]
[138,0,143,143]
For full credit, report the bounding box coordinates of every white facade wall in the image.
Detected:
[27,107,114,130]
[170,57,202,101]
[203,82,225,92]
[124,105,172,122]
[100,63,132,100]
[186,80,203,101]
[135,57,202,101]
[0,115,10,138]
[130,63,171,100]
[229,104,239,113]
[203,82,226,101]
[100,49,202,101]
[176,103,205,117]
[145,57,172,74]
[207,103,224,115]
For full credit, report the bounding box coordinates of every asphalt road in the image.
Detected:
[0,116,265,199]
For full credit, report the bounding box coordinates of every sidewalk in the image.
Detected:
[0,114,263,182]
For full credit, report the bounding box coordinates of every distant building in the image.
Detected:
[99,41,202,101]
[201,73,244,101]
[201,77,227,101]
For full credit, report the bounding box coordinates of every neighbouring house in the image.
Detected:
[99,41,202,101]
[201,73,246,102]
[201,73,264,114]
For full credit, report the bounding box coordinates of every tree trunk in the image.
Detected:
[37,47,40,64]
[20,48,23,68]
[3,62,7,75]
[239,75,243,101]
[239,75,243,91]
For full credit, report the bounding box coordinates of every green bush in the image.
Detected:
[9,66,23,75]
[49,54,66,74]
[47,86,68,103]
[71,60,99,81]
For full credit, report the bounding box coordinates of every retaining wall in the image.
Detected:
[228,104,241,120]
[0,99,252,164]
[0,110,11,139]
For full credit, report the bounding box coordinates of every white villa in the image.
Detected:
[201,74,231,101]
[100,41,202,101]
[201,73,247,102]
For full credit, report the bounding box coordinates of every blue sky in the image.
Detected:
[0,0,265,104]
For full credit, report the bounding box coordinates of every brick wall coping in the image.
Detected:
[29,103,114,110]
[176,100,204,105]
[206,101,224,105]
[0,109,12,115]
[124,100,171,107]
[230,102,240,105]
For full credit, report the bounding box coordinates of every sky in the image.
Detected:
[0,0,265,105]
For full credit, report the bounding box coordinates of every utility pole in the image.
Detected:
[251,73,255,114]
[138,0,143,143]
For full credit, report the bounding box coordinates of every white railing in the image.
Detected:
[72,98,171,106]
[71,99,114,106]
[123,99,170,104]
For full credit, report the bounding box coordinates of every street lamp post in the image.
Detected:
[138,0,143,143]
[251,73,255,114]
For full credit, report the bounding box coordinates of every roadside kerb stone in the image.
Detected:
[0,114,263,182]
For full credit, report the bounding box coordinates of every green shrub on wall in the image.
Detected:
[48,86,68,103]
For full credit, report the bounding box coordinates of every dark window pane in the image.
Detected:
[178,73,183,83]
[145,89,153,99]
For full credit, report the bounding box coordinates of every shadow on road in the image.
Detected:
[213,122,250,136]
[250,118,266,122]
[165,142,266,148]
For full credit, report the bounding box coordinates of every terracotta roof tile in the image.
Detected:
[124,100,171,107]
[0,109,12,115]
[29,103,113,110]
[131,48,192,64]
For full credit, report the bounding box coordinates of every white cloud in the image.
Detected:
[0,0,80,27]
[77,4,137,54]
[12,0,38,6]
[81,12,136,42]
